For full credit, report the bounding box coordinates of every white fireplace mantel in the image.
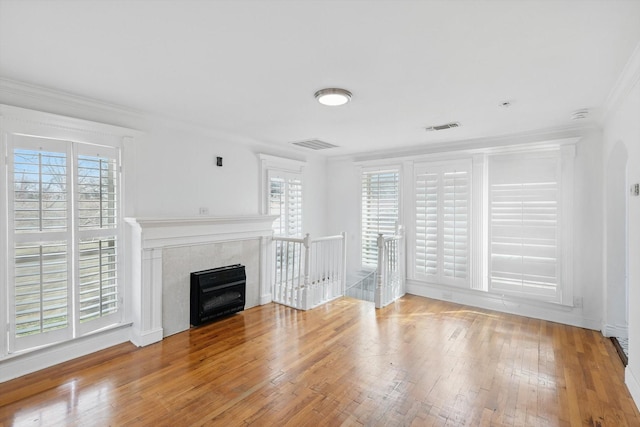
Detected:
[125,215,277,347]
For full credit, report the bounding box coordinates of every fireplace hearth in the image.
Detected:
[190,264,246,326]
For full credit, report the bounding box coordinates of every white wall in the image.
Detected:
[326,128,604,329]
[602,43,640,404]
[326,158,361,280]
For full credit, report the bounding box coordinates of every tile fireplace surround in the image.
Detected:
[125,215,278,346]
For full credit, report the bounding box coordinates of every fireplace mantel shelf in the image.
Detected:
[125,215,278,249]
[125,215,279,228]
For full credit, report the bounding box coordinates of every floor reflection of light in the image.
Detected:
[12,379,114,426]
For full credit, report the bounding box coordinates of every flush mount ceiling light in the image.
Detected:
[314,88,352,106]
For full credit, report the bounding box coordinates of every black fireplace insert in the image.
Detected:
[190,264,246,326]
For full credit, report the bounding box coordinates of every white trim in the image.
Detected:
[0,121,7,359]
[603,41,640,120]
[0,78,278,151]
[626,367,640,409]
[407,280,599,330]
[0,323,131,383]
[0,103,142,143]
[348,130,584,163]
[258,153,305,172]
[603,323,629,339]
[471,153,487,291]
[560,144,576,306]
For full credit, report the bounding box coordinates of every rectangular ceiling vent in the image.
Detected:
[425,122,461,132]
[291,139,339,150]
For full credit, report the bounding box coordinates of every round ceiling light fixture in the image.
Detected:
[314,88,352,106]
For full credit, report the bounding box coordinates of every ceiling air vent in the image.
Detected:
[425,122,461,132]
[291,139,339,150]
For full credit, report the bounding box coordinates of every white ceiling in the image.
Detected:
[1,0,639,156]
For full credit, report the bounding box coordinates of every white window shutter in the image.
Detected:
[8,135,123,351]
[442,170,469,280]
[414,161,470,287]
[488,153,560,300]
[415,171,439,276]
[268,170,303,237]
[361,170,400,269]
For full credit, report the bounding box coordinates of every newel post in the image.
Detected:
[302,233,311,310]
[341,231,347,296]
[375,233,384,309]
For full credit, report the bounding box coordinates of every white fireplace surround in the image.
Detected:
[125,215,278,346]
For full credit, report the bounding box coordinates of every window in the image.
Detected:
[5,133,122,353]
[414,160,470,287]
[488,151,564,301]
[268,170,303,237]
[361,169,400,269]
[260,154,305,238]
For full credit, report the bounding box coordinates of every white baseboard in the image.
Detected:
[260,293,273,305]
[407,280,601,330]
[129,327,164,347]
[0,326,132,383]
[603,323,629,338]
[626,366,640,410]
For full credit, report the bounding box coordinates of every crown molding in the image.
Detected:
[340,124,594,164]
[0,77,146,121]
[0,77,298,155]
[603,41,640,120]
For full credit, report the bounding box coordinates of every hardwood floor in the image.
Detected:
[1,295,638,426]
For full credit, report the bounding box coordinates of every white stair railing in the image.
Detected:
[273,232,346,310]
[375,227,406,308]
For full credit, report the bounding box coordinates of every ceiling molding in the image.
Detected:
[0,77,300,155]
[342,124,595,164]
[0,77,146,121]
[603,41,640,120]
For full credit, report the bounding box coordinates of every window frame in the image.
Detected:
[487,147,574,305]
[412,158,472,288]
[259,154,305,237]
[359,165,402,271]
[1,104,135,358]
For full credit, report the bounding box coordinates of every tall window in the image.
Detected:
[361,169,400,269]
[488,152,561,300]
[260,154,305,238]
[7,134,121,352]
[414,160,470,287]
[268,170,303,237]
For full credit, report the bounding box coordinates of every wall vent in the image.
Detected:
[291,139,339,150]
[425,122,461,132]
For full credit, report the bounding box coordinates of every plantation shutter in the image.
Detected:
[361,170,399,269]
[76,146,121,334]
[489,153,560,299]
[10,137,73,350]
[414,161,469,286]
[268,170,302,237]
[443,170,469,280]
[415,171,438,276]
[8,135,122,351]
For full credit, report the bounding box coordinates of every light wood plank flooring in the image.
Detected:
[1,295,638,426]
